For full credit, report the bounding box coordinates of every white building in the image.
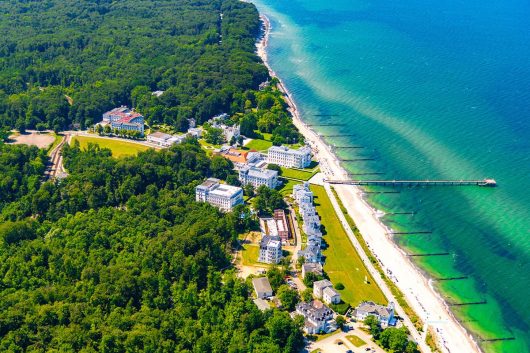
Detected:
[187,127,203,138]
[293,182,314,204]
[195,178,243,211]
[147,132,185,147]
[313,279,333,298]
[323,287,341,305]
[267,145,312,168]
[102,106,145,135]
[239,166,278,189]
[223,124,240,143]
[302,263,323,279]
[258,235,282,264]
[354,301,395,328]
[294,301,335,334]
[252,277,273,299]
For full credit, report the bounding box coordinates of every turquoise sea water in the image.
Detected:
[251,0,530,351]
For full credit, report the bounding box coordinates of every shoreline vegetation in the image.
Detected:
[255,12,481,353]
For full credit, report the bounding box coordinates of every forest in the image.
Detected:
[0,141,304,352]
[0,0,268,131]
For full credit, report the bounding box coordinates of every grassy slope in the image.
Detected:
[311,185,387,306]
[71,136,150,157]
[280,167,319,181]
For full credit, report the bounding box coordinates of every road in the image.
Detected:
[307,323,385,353]
[44,133,68,180]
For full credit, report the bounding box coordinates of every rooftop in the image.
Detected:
[252,277,273,294]
[356,301,393,317]
[313,279,333,290]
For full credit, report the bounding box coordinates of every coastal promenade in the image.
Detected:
[256,13,481,353]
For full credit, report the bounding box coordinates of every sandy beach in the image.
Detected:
[256,14,481,353]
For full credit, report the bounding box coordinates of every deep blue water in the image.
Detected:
[251,0,530,351]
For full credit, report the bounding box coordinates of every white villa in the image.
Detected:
[195,178,243,211]
[293,182,314,204]
[354,301,396,328]
[147,132,185,147]
[239,165,278,189]
[258,235,282,264]
[313,280,333,298]
[294,301,335,334]
[252,277,273,299]
[322,287,341,305]
[267,145,311,168]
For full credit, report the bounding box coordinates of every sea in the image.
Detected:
[250,0,530,351]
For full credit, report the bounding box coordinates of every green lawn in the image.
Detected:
[280,166,319,181]
[71,136,150,157]
[311,185,387,306]
[277,179,299,197]
[245,138,273,151]
[240,244,268,267]
[346,335,366,347]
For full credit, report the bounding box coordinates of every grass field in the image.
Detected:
[278,179,299,197]
[240,244,267,267]
[71,136,150,157]
[280,166,319,181]
[346,335,366,347]
[245,138,273,151]
[311,185,387,306]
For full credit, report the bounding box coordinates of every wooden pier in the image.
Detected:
[322,134,356,137]
[340,158,376,162]
[449,299,487,306]
[393,231,432,235]
[307,123,345,127]
[435,276,469,281]
[334,146,364,149]
[325,178,497,187]
[408,252,450,257]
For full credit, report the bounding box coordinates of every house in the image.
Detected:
[215,146,249,164]
[297,244,321,263]
[188,118,196,128]
[273,209,291,241]
[302,263,323,279]
[313,279,333,298]
[323,286,341,305]
[152,90,164,97]
[267,145,312,168]
[102,106,145,135]
[239,165,278,189]
[223,124,240,143]
[252,277,273,299]
[253,298,271,311]
[147,132,185,147]
[294,301,334,334]
[354,301,396,328]
[187,127,203,138]
[258,235,282,264]
[195,178,244,211]
[293,182,314,204]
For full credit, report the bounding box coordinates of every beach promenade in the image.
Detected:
[257,14,481,353]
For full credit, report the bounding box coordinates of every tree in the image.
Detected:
[266,267,285,291]
[335,315,346,329]
[243,184,255,197]
[380,327,409,352]
[277,285,300,311]
[334,282,345,290]
[254,186,287,215]
[266,163,282,175]
[364,315,381,339]
[302,272,323,287]
[210,155,234,180]
[301,288,313,303]
[205,126,224,145]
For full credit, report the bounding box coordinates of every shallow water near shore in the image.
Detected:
[251,0,530,351]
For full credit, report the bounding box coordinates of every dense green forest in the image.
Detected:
[0,141,304,352]
[0,0,268,131]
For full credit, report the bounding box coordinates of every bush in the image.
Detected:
[334,282,345,290]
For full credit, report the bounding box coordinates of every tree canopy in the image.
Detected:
[0,142,304,352]
[0,0,268,131]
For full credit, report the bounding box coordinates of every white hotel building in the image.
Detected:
[267,145,312,168]
[195,178,244,211]
[239,166,278,189]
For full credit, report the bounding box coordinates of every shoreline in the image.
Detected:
[256,13,481,353]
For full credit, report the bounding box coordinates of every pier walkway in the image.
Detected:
[325,178,497,187]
